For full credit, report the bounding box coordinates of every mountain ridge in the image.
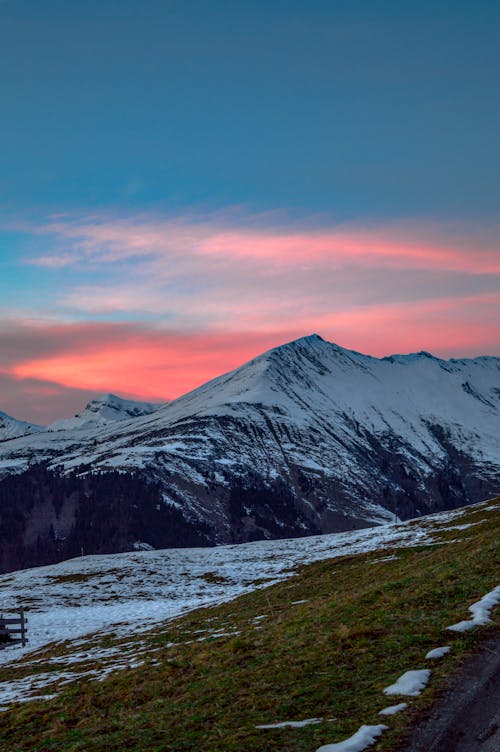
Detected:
[0,335,498,571]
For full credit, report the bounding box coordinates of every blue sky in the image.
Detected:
[1,0,498,216]
[0,0,498,421]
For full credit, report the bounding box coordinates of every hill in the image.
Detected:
[0,498,498,751]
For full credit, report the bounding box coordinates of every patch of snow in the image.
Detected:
[369,555,398,564]
[446,586,500,632]
[445,521,485,531]
[383,669,431,696]
[378,702,408,716]
[0,671,80,710]
[256,717,325,729]
[425,646,451,660]
[299,458,333,475]
[315,724,387,752]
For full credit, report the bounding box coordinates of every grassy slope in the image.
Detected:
[0,500,498,752]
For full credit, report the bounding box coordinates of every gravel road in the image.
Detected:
[403,632,499,752]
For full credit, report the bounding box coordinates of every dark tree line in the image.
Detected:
[0,464,211,574]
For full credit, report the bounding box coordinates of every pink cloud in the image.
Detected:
[5,325,299,404]
[197,229,499,274]
[17,211,498,337]
[24,212,500,274]
[311,295,500,356]
[2,210,498,421]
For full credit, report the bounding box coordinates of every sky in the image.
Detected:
[0,0,499,423]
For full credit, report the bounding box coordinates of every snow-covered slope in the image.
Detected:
[0,335,498,556]
[48,393,164,432]
[0,412,45,442]
[0,499,497,710]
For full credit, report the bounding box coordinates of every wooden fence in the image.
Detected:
[0,607,28,647]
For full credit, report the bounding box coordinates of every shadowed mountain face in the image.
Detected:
[0,335,498,572]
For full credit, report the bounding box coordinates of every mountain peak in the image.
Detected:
[49,394,164,432]
[0,411,45,441]
[302,333,325,343]
[282,333,325,347]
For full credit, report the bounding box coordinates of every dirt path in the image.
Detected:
[403,632,500,752]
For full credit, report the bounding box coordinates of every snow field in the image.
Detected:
[2,506,463,669]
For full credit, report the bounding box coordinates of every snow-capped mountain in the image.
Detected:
[0,335,498,571]
[0,411,45,442]
[48,393,164,431]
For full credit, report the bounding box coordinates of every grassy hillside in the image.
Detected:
[0,499,498,751]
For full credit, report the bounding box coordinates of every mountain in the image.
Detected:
[0,411,45,442]
[48,393,164,431]
[0,334,498,571]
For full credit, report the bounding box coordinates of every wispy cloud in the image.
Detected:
[25,211,500,275]
[1,208,498,420]
[17,210,500,330]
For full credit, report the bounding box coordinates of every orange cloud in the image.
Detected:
[10,328,298,400]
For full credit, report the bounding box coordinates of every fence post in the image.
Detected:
[20,607,27,647]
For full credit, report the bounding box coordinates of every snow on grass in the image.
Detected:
[383,669,431,696]
[0,500,495,709]
[369,555,398,564]
[0,671,83,711]
[378,702,408,716]
[256,717,326,729]
[315,724,387,752]
[425,646,451,659]
[0,510,447,667]
[446,585,500,632]
[445,521,486,531]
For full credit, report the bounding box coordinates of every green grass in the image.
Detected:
[0,500,498,752]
